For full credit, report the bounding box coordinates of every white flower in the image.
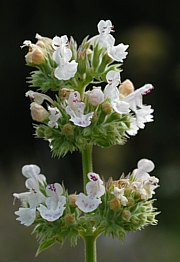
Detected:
[112,187,128,206]
[89,20,115,49]
[124,84,154,112]
[37,183,66,221]
[52,35,78,80]
[108,43,129,62]
[15,207,36,226]
[127,106,154,136]
[86,172,105,198]
[89,20,129,63]
[48,106,61,128]
[25,90,53,105]
[86,86,105,106]
[104,71,130,114]
[134,158,155,180]
[143,177,159,199]
[37,197,66,221]
[65,91,94,127]
[13,164,47,226]
[75,193,102,213]
[123,84,154,136]
[13,190,45,220]
[76,172,105,213]
[131,159,159,200]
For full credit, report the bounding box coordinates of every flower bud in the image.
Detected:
[64,214,75,225]
[62,123,74,136]
[127,197,135,206]
[25,45,45,65]
[68,194,77,207]
[119,79,134,98]
[112,178,130,188]
[36,126,45,138]
[86,87,104,106]
[101,101,112,114]
[30,102,49,122]
[44,128,53,139]
[109,197,121,211]
[35,33,52,49]
[122,209,131,221]
[59,88,72,99]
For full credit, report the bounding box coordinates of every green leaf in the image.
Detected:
[36,238,57,256]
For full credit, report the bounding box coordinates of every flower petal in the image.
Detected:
[22,164,40,179]
[108,43,129,62]
[76,193,102,213]
[15,207,36,226]
[37,197,66,222]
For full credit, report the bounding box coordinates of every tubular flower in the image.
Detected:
[89,19,129,62]
[37,183,66,222]
[131,159,159,200]
[52,35,78,80]
[104,70,130,114]
[86,86,105,106]
[13,165,47,226]
[25,90,54,105]
[88,20,115,48]
[13,165,67,225]
[76,172,105,213]
[123,84,154,135]
[65,91,94,127]
[48,106,62,128]
[86,172,105,198]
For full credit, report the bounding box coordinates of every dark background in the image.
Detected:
[0,0,180,261]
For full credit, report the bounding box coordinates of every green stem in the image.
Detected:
[84,236,97,262]
[81,144,93,192]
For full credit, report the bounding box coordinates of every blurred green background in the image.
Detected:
[1,0,180,261]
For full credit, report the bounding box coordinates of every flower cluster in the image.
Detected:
[15,19,159,255]
[13,159,159,253]
[13,165,66,226]
[21,19,154,157]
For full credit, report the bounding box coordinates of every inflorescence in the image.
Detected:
[14,19,159,255]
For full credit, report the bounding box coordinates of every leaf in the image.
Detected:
[36,238,57,256]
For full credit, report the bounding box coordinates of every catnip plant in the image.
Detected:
[13,19,159,262]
